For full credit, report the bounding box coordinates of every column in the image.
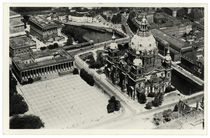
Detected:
[34,69,37,77]
[68,62,70,69]
[63,63,65,71]
[172,10,177,17]
[187,8,192,14]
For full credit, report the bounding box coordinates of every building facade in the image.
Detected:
[12,48,74,83]
[29,15,58,42]
[104,16,172,100]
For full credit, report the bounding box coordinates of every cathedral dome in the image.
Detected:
[130,16,157,53]
[130,34,157,52]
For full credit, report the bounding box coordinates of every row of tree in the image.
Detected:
[136,91,164,110]
[40,43,59,51]
[9,70,44,129]
[80,69,95,86]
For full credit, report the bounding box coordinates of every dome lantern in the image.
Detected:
[165,46,172,62]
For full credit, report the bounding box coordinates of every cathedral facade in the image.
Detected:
[104,16,172,101]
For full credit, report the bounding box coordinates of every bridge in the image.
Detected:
[64,21,127,37]
[158,54,204,86]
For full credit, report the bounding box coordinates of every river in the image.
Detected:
[64,25,122,43]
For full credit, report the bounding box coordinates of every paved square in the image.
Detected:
[18,74,118,129]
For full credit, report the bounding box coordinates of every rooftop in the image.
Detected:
[13,48,73,71]
[10,35,36,49]
[151,29,187,51]
[29,15,58,30]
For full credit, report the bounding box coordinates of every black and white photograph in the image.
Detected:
[2,2,208,135]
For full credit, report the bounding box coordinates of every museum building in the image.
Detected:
[104,16,172,100]
[29,15,58,42]
[12,48,74,83]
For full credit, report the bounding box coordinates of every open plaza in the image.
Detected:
[17,74,121,129]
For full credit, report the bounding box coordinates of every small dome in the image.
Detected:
[165,48,172,61]
[165,55,172,61]
[133,58,142,66]
[109,42,118,50]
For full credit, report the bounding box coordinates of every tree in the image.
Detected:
[152,92,164,107]
[173,104,178,112]
[107,102,115,113]
[115,100,121,111]
[137,92,147,104]
[111,14,122,24]
[10,115,44,129]
[66,37,73,45]
[162,109,172,122]
[80,69,95,86]
[10,94,28,116]
[40,47,47,51]
[73,68,79,75]
[107,96,121,112]
[109,96,116,103]
[145,102,152,109]
[9,71,17,92]
[53,43,59,48]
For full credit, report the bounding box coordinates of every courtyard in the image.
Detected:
[17,74,121,129]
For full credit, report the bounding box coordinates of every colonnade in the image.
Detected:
[21,61,73,80]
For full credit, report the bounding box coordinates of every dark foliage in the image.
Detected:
[61,25,88,43]
[147,92,156,97]
[53,43,59,48]
[162,109,172,122]
[145,102,152,109]
[47,43,59,50]
[73,68,79,75]
[9,71,17,96]
[173,104,178,112]
[88,52,105,69]
[107,96,121,113]
[10,115,44,129]
[10,94,28,116]
[111,13,122,24]
[137,92,147,104]
[40,47,47,51]
[66,37,73,45]
[115,100,121,111]
[152,92,164,107]
[80,69,95,86]
[20,78,34,85]
[107,102,115,113]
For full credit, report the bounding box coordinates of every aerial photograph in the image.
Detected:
[8,5,205,131]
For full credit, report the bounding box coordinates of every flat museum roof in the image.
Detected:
[13,48,74,71]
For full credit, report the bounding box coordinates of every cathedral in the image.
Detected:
[104,16,172,101]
